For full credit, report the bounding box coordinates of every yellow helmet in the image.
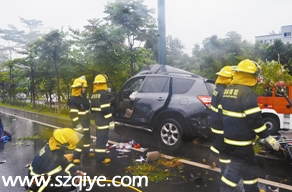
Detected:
[53,128,82,150]
[93,74,108,84]
[235,59,260,74]
[71,76,88,88]
[216,66,234,77]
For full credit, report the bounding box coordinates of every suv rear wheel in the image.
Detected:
[158,118,183,150]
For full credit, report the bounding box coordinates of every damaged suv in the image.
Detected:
[111,64,215,150]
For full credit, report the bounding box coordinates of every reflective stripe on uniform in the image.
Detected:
[210,105,218,113]
[29,165,41,177]
[211,127,223,134]
[72,117,79,122]
[78,110,89,115]
[70,109,79,113]
[244,107,261,115]
[74,147,82,152]
[253,124,266,133]
[222,109,246,118]
[64,163,75,176]
[37,185,47,192]
[29,165,62,176]
[95,149,107,153]
[83,144,90,148]
[100,103,110,108]
[83,128,90,131]
[221,176,237,187]
[243,178,258,185]
[96,125,109,130]
[224,138,253,146]
[74,127,82,132]
[91,107,101,111]
[210,146,219,154]
[218,104,222,109]
[219,158,231,164]
[104,113,112,119]
[109,122,115,129]
[47,166,62,176]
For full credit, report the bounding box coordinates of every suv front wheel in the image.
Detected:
[158,118,183,150]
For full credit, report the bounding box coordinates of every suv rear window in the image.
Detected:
[172,77,195,94]
[206,82,216,96]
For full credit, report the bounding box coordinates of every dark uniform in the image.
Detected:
[204,66,233,171]
[91,89,114,163]
[219,83,269,191]
[208,84,231,172]
[28,144,77,192]
[69,95,91,159]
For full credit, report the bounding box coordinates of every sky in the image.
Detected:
[0,0,292,55]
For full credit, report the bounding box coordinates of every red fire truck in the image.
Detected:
[257,81,292,135]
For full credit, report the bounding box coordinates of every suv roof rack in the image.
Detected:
[137,64,202,78]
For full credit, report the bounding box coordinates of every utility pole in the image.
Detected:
[158,0,166,65]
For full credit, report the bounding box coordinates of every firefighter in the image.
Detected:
[90,74,115,164]
[219,59,281,192]
[69,76,94,164]
[203,66,233,172]
[28,128,85,192]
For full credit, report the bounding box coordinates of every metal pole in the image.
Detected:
[158,0,166,65]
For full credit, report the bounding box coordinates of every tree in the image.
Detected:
[190,31,256,79]
[166,35,185,67]
[73,18,129,89]
[0,17,43,59]
[33,30,71,114]
[104,0,157,76]
[255,60,292,96]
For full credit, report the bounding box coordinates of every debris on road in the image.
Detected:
[268,186,280,192]
[135,156,145,163]
[146,151,160,162]
[117,155,128,158]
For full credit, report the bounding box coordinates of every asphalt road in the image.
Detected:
[0,113,292,192]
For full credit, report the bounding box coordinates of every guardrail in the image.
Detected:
[0,106,71,128]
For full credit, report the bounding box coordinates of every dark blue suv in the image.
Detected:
[111,64,215,150]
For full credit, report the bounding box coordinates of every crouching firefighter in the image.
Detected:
[90,74,115,164]
[27,128,85,192]
[219,59,281,192]
[69,76,94,164]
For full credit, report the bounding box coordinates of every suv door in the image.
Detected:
[114,76,145,122]
[131,76,169,126]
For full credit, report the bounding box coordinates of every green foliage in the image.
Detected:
[2,1,292,107]
[254,60,292,95]
[104,0,157,76]
[18,135,40,141]
[125,158,184,182]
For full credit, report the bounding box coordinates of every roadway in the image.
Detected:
[0,113,291,192]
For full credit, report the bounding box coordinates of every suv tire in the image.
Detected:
[158,118,183,150]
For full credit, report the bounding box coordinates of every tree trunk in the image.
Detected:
[31,67,36,109]
[53,57,61,114]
